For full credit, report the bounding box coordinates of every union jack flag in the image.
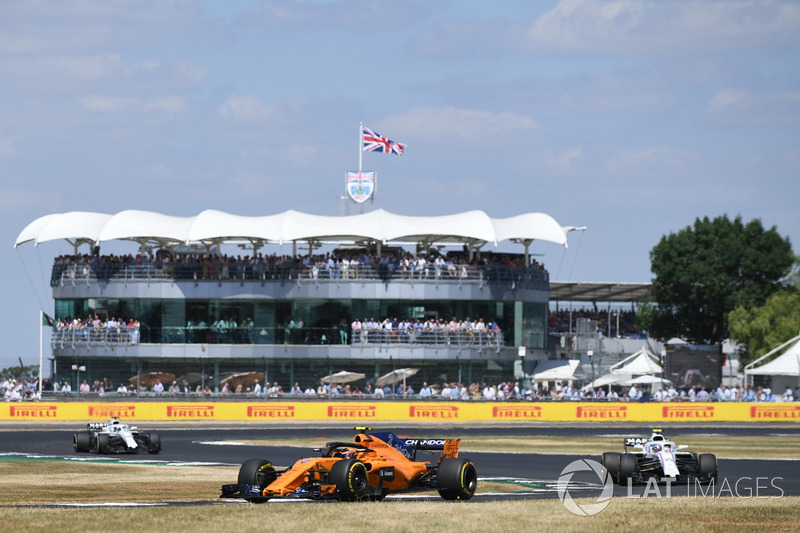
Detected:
[362,125,406,156]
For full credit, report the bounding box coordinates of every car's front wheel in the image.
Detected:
[329,459,369,502]
[698,453,717,482]
[437,458,478,501]
[238,458,277,503]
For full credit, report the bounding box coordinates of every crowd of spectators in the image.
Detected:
[50,250,547,286]
[6,371,799,403]
[52,315,141,344]
[1,376,40,401]
[348,316,501,346]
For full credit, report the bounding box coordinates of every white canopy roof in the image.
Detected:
[15,208,574,250]
[748,339,800,377]
[585,373,631,389]
[531,360,580,382]
[611,347,662,375]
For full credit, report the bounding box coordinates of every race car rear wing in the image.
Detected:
[363,430,460,460]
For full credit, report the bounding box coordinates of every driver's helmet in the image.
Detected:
[649,444,662,453]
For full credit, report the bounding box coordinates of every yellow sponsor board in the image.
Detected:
[0,402,793,422]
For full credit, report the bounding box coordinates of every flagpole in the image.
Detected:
[358,121,363,172]
[39,309,44,396]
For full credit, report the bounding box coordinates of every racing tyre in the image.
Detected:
[698,453,717,482]
[618,453,637,485]
[147,432,161,454]
[74,432,91,452]
[329,459,369,502]
[96,433,110,454]
[238,459,277,503]
[601,452,620,483]
[437,458,478,501]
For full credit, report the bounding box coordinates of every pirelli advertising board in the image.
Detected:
[2,402,799,422]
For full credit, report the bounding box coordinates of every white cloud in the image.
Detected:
[526,0,800,54]
[80,95,188,116]
[219,96,294,122]
[387,106,538,140]
[705,90,800,125]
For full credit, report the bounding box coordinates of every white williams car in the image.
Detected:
[601,429,717,485]
[73,418,161,455]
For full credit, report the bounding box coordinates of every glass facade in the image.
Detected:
[54,297,540,348]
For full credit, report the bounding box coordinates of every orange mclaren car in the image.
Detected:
[220,427,477,502]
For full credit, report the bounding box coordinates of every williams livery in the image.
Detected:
[73,418,162,455]
[601,429,717,485]
[221,427,477,502]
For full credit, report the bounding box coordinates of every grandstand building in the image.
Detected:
[17,209,647,391]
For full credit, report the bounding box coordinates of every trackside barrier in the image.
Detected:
[1,402,798,422]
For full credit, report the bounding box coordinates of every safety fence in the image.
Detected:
[2,401,797,422]
[51,263,549,290]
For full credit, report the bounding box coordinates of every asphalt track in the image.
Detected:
[1,423,798,504]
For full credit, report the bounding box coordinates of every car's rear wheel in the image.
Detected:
[601,452,620,483]
[74,432,91,452]
[618,453,637,485]
[437,458,478,501]
[238,458,277,503]
[96,433,110,454]
[329,459,369,502]
[147,432,161,454]
[698,453,717,481]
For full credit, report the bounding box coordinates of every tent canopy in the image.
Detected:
[531,360,580,382]
[748,339,800,377]
[611,348,662,375]
[15,208,573,250]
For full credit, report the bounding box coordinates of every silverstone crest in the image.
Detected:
[346,171,376,204]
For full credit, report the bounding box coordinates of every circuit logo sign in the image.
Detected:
[247,405,295,418]
[89,405,136,418]
[576,405,627,419]
[492,405,542,419]
[750,406,800,419]
[662,405,714,419]
[557,459,613,516]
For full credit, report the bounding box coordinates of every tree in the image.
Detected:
[642,215,794,344]
[0,363,39,382]
[728,257,800,366]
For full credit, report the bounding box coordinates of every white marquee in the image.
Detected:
[15,209,578,253]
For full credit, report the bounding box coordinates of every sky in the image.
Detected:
[3,0,799,371]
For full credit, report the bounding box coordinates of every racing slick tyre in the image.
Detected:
[618,453,637,485]
[437,458,478,501]
[601,452,620,483]
[147,432,161,454]
[96,433,110,454]
[698,453,718,482]
[329,459,369,502]
[73,432,91,452]
[238,459,277,504]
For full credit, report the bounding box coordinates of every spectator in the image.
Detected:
[168,381,180,396]
[152,378,164,396]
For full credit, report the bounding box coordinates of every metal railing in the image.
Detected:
[51,327,140,349]
[50,325,502,351]
[51,262,548,290]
